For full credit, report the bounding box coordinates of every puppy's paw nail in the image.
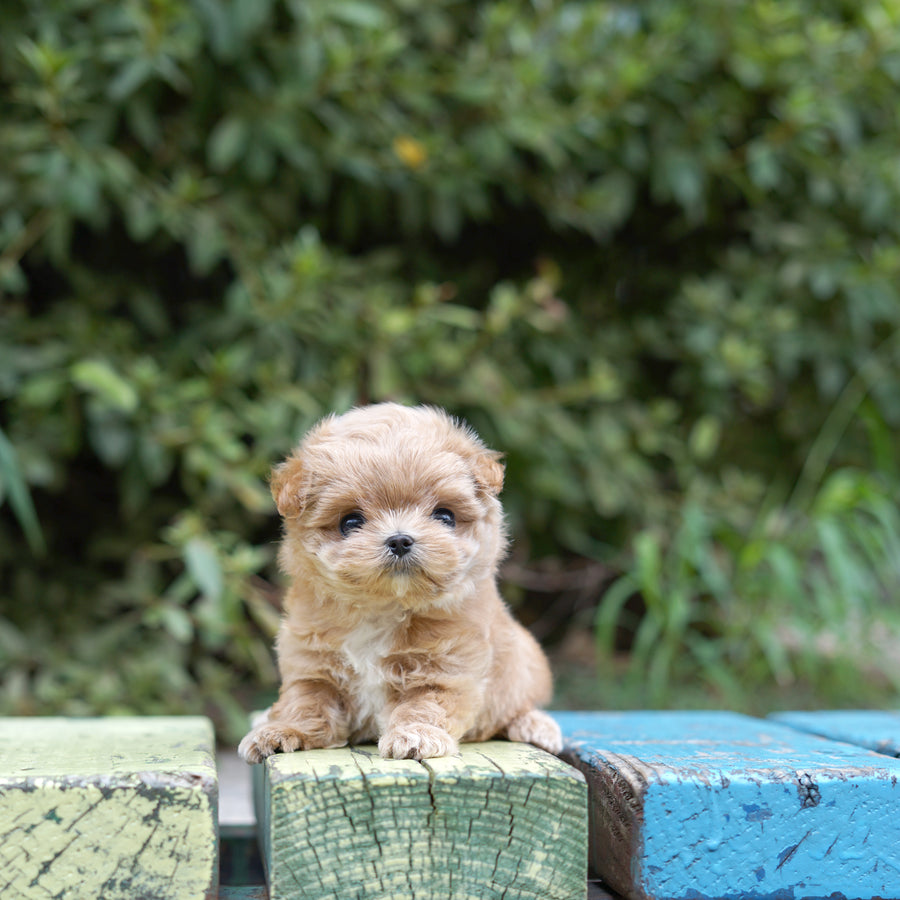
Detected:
[506,710,563,755]
[237,724,305,764]
[379,724,458,760]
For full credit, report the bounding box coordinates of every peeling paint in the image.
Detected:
[743,804,773,823]
[258,742,586,900]
[0,717,218,900]
[554,711,900,900]
[796,773,820,809]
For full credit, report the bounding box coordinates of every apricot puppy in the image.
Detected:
[239,403,562,763]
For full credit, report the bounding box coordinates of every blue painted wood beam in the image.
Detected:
[553,710,900,900]
[772,710,900,758]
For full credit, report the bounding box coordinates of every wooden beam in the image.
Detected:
[0,716,218,899]
[772,710,900,757]
[253,742,587,900]
[554,710,900,900]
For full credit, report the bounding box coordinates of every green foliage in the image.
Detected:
[595,469,900,710]
[2,0,900,732]
[0,426,46,556]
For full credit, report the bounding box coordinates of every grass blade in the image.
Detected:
[0,427,46,556]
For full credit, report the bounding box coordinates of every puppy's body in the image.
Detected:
[239,404,562,763]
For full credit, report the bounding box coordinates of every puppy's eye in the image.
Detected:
[431,507,455,528]
[339,512,366,536]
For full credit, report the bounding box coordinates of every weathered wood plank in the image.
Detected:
[0,716,218,900]
[554,710,900,900]
[254,742,587,900]
[218,887,269,899]
[772,710,900,757]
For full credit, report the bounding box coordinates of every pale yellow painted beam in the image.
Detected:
[0,717,218,899]
[254,741,587,900]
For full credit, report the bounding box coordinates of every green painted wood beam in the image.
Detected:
[253,742,587,900]
[0,716,219,900]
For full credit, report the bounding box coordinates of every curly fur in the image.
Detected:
[239,403,562,763]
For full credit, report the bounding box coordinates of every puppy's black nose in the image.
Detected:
[385,533,415,558]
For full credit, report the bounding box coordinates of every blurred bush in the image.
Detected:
[2,0,900,735]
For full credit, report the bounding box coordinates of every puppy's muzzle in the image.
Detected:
[385,533,415,559]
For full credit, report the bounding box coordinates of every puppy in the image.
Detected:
[238,403,562,763]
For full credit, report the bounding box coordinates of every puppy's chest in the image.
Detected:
[338,618,402,728]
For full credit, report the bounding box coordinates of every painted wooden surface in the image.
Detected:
[254,741,587,900]
[554,710,900,900]
[772,710,900,757]
[0,716,219,900]
[218,887,269,899]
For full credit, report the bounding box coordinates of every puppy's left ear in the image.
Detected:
[471,450,505,498]
[269,455,306,517]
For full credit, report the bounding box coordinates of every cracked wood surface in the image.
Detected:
[554,711,900,900]
[254,741,587,900]
[0,716,218,899]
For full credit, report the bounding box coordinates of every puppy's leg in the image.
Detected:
[238,679,348,763]
[504,709,563,755]
[379,689,470,761]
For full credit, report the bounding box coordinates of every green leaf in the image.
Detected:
[658,150,705,213]
[193,0,237,59]
[184,538,224,603]
[71,360,139,413]
[633,531,664,610]
[594,574,638,653]
[816,518,859,606]
[208,116,249,172]
[158,604,194,644]
[87,414,134,467]
[0,427,46,556]
[747,142,781,190]
[688,415,721,461]
[107,58,154,101]
[327,1,389,29]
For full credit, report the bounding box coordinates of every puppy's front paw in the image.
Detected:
[379,724,458,760]
[505,709,563,755]
[238,723,306,764]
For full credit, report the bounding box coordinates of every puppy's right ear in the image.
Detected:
[471,450,505,498]
[269,455,306,518]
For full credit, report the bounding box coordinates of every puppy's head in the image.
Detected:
[271,404,507,609]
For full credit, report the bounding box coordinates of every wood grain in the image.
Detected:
[0,716,218,899]
[254,741,587,900]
